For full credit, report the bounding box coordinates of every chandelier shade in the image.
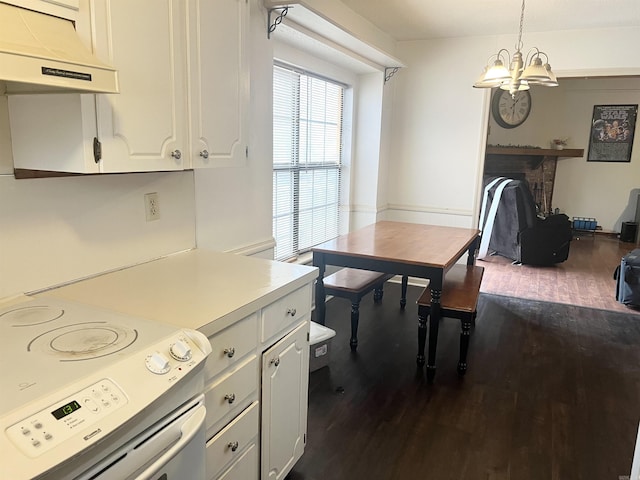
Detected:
[473,0,558,95]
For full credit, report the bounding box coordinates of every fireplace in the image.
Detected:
[484,146,584,214]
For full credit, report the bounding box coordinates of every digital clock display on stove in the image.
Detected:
[51,400,81,420]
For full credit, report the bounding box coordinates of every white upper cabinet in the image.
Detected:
[188,0,249,168]
[7,0,249,174]
[92,0,188,172]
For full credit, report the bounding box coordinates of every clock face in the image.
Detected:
[491,90,532,129]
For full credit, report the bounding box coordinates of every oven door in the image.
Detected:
[75,395,206,480]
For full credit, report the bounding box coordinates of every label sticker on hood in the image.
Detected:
[42,67,92,82]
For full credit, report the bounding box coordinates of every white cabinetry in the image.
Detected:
[188,0,249,168]
[91,0,188,172]
[203,285,311,480]
[261,322,309,480]
[8,0,248,173]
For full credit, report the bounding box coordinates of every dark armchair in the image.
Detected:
[479,177,572,265]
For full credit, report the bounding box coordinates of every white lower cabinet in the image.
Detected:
[203,283,311,480]
[261,321,309,480]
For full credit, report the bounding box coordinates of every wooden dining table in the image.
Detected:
[312,221,480,383]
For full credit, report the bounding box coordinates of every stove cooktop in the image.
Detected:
[0,296,183,416]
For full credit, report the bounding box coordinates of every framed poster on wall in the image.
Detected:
[587,104,638,162]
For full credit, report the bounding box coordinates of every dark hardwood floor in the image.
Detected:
[293,280,640,480]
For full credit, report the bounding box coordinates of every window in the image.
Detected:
[272,63,344,261]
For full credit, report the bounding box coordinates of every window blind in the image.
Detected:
[273,64,344,261]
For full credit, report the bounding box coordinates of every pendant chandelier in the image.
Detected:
[473,0,558,96]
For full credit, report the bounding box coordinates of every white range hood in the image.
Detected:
[0,2,118,94]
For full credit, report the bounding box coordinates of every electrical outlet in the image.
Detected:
[144,192,160,221]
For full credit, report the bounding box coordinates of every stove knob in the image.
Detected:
[169,340,192,362]
[145,352,171,374]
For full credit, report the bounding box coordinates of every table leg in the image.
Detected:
[467,235,479,265]
[314,256,327,325]
[426,288,442,383]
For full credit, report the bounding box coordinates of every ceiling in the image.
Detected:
[339,0,640,41]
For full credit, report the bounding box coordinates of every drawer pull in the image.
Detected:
[286,308,297,317]
[224,393,236,404]
[224,347,235,358]
[270,357,280,367]
[170,149,182,160]
[228,441,239,452]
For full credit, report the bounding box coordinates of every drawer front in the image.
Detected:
[215,442,259,480]
[261,285,311,343]
[204,355,258,433]
[205,313,258,383]
[206,401,259,480]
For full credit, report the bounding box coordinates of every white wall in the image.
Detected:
[351,72,385,229]
[194,0,275,259]
[0,163,196,299]
[386,36,491,228]
[488,77,640,232]
[387,27,640,230]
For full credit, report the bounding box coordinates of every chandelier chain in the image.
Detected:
[516,0,526,51]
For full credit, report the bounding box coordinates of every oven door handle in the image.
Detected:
[133,404,206,480]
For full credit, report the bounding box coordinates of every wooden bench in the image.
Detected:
[416,264,484,376]
[322,268,394,351]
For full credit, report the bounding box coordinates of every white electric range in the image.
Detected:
[0,295,212,479]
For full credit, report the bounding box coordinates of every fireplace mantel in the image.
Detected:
[485,146,584,167]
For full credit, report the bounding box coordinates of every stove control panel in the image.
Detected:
[6,379,127,458]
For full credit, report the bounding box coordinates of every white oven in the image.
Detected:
[0,296,212,480]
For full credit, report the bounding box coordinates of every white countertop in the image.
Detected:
[39,249,318,337]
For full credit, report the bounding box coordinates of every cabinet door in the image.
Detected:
[261,321,309,480]
[92,0,187,172]
[188,0,249,168]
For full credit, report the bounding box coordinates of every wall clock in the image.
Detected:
[491,90,532,129]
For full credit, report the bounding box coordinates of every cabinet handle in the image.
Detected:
[228,441,239,452]
[270,357,280,367]
[287,308,297,317]
[199,150,209,159]
[224,393,236,404]
[170,149,182,160]
[224,347,235,358]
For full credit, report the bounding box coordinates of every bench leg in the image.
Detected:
[400,275,408,310]
[373,283,384,303]
[457,313,473,376]
[416,307,427,367]
[350,300,360,351]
